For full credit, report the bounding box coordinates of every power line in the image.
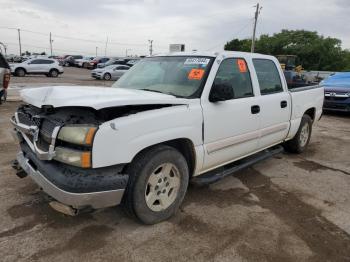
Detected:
[0,27,149,47]
[5,42,97,56]
[205,19,254,51]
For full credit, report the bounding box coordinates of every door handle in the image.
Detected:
[281,100,287,108]
[251,105,260,114]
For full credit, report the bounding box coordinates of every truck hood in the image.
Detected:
[20,86,190,110]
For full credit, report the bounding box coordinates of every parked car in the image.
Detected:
[91,64,130,80]
[57,55,71,66]
[75,56,94,68]
[322,72,350,112]
[0,53,10,104]
[88,57,110,69]
[10,58,64,77]
[11,51,323,224]
[63,55,83,67]
[97,58,141,68]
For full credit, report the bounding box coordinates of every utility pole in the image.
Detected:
[251,3,262,53]
[49,32,53,56]
[17,28,22,56]
[104,37,108,56]
[96,46,98,57]
[148,40,153,56]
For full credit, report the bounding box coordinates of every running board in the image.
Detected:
[191,145,284,186]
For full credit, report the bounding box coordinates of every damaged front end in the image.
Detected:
[11,104,132,212]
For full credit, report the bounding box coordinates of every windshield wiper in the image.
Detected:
[140,89,184,98]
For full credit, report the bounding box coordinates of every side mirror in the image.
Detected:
[209,82,234,102]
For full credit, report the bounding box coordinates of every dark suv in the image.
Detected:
[63,55,83,67]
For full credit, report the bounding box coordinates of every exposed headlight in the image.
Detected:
[57,126,97,146]
[54,147,91,168]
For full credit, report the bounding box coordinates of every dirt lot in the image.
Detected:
[1,73,350,261]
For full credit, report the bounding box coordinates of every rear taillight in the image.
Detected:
[3,70,10,89]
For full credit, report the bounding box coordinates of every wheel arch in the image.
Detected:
[15,67,27,74]
[304,107,316,122]
[124,138,197,178]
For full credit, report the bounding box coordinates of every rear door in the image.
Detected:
[252,58,291,149]
[26,59,39,73]
[201,57,261,171]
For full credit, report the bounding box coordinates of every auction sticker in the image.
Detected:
[184,58,210,65]
[237,59,247,73]
[188,68,205,80]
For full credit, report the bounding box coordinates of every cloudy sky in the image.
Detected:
[0,0,349,56]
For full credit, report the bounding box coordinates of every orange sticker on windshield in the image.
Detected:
[237,59,247,73]
[188,69,205,80]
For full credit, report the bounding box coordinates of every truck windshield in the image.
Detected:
[112,56,214,98]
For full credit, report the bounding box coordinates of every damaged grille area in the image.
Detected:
[15,103,181,152]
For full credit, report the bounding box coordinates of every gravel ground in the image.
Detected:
[0,71,350,261]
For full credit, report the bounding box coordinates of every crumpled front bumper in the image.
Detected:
[17,152,124,209]
[16,150,127,209]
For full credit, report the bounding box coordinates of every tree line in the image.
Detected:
[224,30,350,71]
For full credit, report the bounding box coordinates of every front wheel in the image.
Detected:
[103,73,111,80]
[283,115,312,153]
[49,69,59,77]
[123,145,189,224]
[15,68,25,77]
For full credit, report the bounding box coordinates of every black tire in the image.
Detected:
[283,115,312,153]
[15,68,25,77]
[83,62,88,69]
[103,73,111,81]
[122,145,189,224]
[49,69,59,78]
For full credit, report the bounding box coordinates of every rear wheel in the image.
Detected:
[123,145,189,224]
[15,68,25,77]
[49,69,59,78]
[283,115,312,153]
[103,73,111,80]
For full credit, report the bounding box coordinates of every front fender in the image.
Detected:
[92,102,203,168]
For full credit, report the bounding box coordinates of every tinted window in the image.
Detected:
[253,59,283,95]
[29,59,40,64]
[213,58,254,99]
[33,59,54,64]
[42,60,54,64]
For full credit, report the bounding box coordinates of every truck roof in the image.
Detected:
[153,51,275,60]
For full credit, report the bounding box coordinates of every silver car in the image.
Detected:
[91,65,130,80]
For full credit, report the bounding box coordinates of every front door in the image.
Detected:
[201,57,261,171]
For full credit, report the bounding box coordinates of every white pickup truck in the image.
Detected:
[11,51,324,224]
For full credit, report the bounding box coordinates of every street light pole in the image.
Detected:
[148,40,153,56]
[96,47,98,57]
[104,37,108,56]
[17,28,22,56]
[49,32,53,56]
